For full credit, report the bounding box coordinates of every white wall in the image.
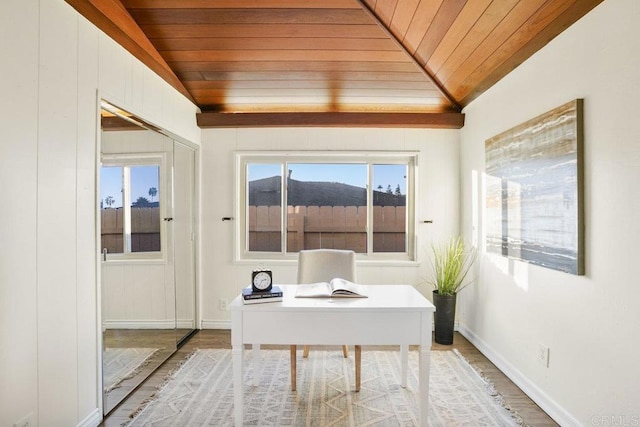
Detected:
[458,0,640,425]
[200,127,460,328]
[0,1,199,426]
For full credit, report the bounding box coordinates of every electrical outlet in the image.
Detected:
[219,298,228,311]
[13,413,33,427]
[537,344,550,367]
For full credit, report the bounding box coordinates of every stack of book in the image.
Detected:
[242,285,283,304]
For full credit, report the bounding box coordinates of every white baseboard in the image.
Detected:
[103,319,175,329]
[77,408,101,427]
[177,319,195,329]
[458,325,581,427]
[103,319,195,329]
[201,319,230,329]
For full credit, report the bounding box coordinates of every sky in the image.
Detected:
[100,165,159,208]
[248,163,407,194]
[100,162,406,208]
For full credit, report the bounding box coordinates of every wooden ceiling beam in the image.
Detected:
[196,112,464,129]
[64,0,195,104]
[354,0,462,112]
[101,116,146,131]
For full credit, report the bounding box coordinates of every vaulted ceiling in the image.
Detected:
[66,0,603,128]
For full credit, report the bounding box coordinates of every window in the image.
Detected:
[237,152,417,261]
[101,154,165,259]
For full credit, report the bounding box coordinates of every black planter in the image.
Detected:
[433,291,457,345]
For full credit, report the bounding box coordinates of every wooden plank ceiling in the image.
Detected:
[66,0,603,128]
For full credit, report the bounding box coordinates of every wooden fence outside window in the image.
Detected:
[248,205,406,253]
[101,207,160,253]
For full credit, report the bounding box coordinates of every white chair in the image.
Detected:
[290,249,361,391]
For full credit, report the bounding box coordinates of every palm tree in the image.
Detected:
[105,196,115,208]
[148,187,158,202]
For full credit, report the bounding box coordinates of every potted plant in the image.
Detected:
[428,236,477,344]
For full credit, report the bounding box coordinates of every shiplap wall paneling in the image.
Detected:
[37,1,80,423]
[0,0,39,425]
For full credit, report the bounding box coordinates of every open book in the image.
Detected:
[295,278,368,298]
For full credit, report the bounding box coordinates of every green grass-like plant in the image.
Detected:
[429,236,478,296]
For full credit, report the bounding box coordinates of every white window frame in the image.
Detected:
[235,151,418,263]
[101,153,168,261]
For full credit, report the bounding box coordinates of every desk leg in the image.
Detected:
[419,346,430,426]
[232,346,244,426]
[355,345,361,392]
[290,345,297,391]
[418,311,433,426]
[231,311,243,427]
[400,344,408,388]
[252,344,261,386]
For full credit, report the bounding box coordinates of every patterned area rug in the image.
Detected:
[103,347,160,393]
[128,349,521,426]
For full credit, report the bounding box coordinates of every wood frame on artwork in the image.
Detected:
[485,99,584,275]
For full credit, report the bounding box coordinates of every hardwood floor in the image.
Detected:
[101,330,558,426]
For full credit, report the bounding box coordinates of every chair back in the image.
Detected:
[297,249,356,284]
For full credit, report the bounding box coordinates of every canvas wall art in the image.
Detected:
[485,99,584,275]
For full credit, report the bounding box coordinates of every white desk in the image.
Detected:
[229,284,435,427]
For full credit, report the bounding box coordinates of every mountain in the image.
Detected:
[249,176,405,207]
